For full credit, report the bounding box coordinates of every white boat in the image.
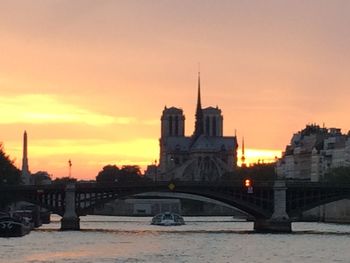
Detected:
[151,212,185,226]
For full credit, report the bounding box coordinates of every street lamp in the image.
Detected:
[68,159,72,177]
[154,159,158,184]
[244,179,253,194]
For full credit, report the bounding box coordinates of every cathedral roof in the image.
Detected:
[163,135,237,152]
[202,106,221,114]
[164,137,191,151]
[190,135,236,152]
[162,107,183,114]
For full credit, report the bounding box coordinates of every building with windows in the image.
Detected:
[276,124,350,223]
[276,124,350,181]
[156,74,238,181]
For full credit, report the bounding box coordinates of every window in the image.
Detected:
[175,116,179,136]
[212,117,217,136]
[169,116,173,136]
[206,116,210,135]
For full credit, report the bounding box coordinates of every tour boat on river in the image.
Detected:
[151,212,185,226]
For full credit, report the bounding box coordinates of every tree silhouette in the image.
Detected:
[53,176,77,184]
[96,165,120,183]
[32,171,52,185]
[0,143,21,209]
[96,164,151,184]
[0,143,21,186]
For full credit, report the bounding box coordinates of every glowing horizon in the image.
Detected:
[3,136,282,180]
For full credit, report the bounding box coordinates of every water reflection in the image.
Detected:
[2,216,350,263]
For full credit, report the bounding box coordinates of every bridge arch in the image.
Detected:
[135,191,248,214]
[287,195,350,218]
[76,184,274,219]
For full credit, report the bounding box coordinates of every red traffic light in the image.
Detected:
[244,179,251,187]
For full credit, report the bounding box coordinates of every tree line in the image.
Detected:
[96,165,151,184]
[0,143,21,185]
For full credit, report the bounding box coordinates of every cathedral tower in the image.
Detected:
[241,137,246,167]
[161,107,185,137]
[159,107,186,174]
[202,107,223,137]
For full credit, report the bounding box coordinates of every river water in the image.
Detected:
[1,215,350,263]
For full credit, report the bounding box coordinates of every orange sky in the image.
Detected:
[1,1,350,179]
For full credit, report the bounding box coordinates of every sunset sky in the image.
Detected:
[1,1,350,180]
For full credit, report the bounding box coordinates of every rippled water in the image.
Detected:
[1,215,350,263]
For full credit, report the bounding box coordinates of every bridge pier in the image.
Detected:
[254,180,291,233]
[61,183,80,231]
[254,219,291,233]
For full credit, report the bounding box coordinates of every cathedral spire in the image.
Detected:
[196,71,202,111]
[241,136,246,167]
[193,71,204,137]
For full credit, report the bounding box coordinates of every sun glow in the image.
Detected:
[7,138,159,179]
[5,132,282,179]
[237,149,282,166]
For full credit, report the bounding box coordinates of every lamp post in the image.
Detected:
[154,159,158,184]
[68,159,72,177]
[244,178,253,194]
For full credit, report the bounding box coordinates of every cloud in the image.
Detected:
[0,94,135,126]
[141,119,159,126]
[22,138,158,159]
